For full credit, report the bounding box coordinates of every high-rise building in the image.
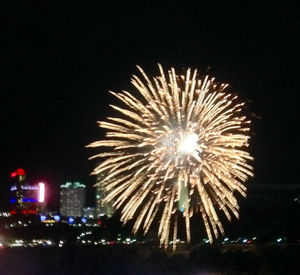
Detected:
[95,174,115,218]
[9,168,45,215]
[60,182,86,217]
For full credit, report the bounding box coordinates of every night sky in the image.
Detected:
[1,2,298,210]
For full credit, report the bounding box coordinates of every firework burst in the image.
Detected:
[88,64,254,250]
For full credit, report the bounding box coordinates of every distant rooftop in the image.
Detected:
[60,182,86,189]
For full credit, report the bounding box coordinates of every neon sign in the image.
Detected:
[22,198,38,202]
[38,182,45,203]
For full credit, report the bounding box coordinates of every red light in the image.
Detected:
[110,241,115,245]
[11,168,26,178]
[10,210,16,215]
[11,172,17,178]
[97,220,101,225]
[16,168,26,176]
[21,209,37,215]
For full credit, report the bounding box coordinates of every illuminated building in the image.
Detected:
[60,182,86,217]
[95,174,115,218]
[9,168,45,215]
[83,207,95,218]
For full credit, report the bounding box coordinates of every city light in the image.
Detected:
[68,217,74,224]
[0,212,10,217]
[21,185,38,190]
[38,182,45,203]
[277,238,282,243]
[21,209,37,214]
[10,168,26,178]
[22,198,38,202]
[54,215,61,221]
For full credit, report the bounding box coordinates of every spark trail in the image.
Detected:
[88,64,254,250]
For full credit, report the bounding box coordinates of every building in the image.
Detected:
[9,168,45,215]
[95,174,115,218]
[83,207,95,219]
[60,182,86,217]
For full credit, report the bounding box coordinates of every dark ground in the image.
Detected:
[1,244,300,275]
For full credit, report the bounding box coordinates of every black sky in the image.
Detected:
[1,2,299,209]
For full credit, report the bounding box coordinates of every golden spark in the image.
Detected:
[88,64,254,250]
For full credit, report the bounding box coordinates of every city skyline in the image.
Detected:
[0,168,103,212]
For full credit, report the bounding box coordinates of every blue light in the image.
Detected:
[40,215,47,221]
[81,217,87,223]
[22,198,38,202]
[10,186,17,191]
[53,215,61,221]
[10,198,16,203]
[21,185,38,190]
[68,217,74,224]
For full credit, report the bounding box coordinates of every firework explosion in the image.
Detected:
[88,64,254,250]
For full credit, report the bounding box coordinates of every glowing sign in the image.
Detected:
[60,182,86,188]
[81,217,87,223]
[68,217,74,224]
[22,198,38,202]
[40,215,47,222]
[38,182,45,203]
[11,168,26,178]
[10,198,16,203]
[21,185,38,190]
[10,186,17,191]
[11,185,39,191]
